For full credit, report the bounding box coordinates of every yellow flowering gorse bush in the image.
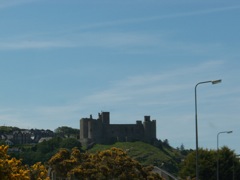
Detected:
[0,145,49,180]
[48,147,163,179]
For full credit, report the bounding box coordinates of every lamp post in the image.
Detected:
[195,79,222,180]
[217,131,233,180]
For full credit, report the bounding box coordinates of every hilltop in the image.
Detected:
[0,125,188,176]
[87,141,186,176]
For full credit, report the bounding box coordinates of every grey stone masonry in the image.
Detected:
[80,111,156,146]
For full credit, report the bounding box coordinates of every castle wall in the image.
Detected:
[101,112,110,124]
[80,118,89,139]
[143,119,156,143]
[80,112,157,145]
[88,119,104,142]
[104,124,145,143]
[80,116,105,145]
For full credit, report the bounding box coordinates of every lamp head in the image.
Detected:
[212,79,222,84]
[227,131,233,134]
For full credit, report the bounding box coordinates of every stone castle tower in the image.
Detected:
[80,112,156,146]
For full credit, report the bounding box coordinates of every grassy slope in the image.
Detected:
[87,141,182,175]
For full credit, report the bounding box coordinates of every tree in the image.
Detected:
[11,136,82,166]
[218,146,240,180]
[48,147,163,179]
[180,144,185,151]
[163,139,170,147]
[54,126,79,138]
[179,143,190,156]
[179,147,240,180]
[179,148,216,180]
[0,145,49,180]
[60,138,81,150]
[29,162,49,180]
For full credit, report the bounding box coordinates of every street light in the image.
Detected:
[195,79,222,180]
[217,131,233,180]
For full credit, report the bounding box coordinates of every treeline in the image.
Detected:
[0,125,79,138]
[1,145,163,180]
[10,137,81,165]
[0,145,49,179]
[179,146,240,179]
[2,125,240,179]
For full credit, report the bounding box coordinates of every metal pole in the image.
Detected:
[217,132,220,180]
[194,80,221,180]
[195,83,199,180]
[195,81,211,180]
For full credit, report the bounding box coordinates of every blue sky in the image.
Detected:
[0,0,240,153]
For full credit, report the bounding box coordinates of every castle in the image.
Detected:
[80,112,156,146]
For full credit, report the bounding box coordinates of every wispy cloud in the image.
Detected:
[66,6,240,31]
[0,40,75,50]
[0,31,227,56]
[1,4,235,51]
[0,0,38,9]
[0,32,156,51]
[74,32,157,48]
[1,5,237,52]
[148,5,240,20]
[81,60,225,107]
[0,60,236,145]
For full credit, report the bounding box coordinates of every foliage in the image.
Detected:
[60,137,81,149]
[163,139,170,147]
[0,145,49,180]
[0,126,20,133]
[54,126,79,138]
[11,137,81,166]
[48,147,163,180]
[88,141,183,175]
[9,140,181,178]
[29,162,49,180]
[179,146,240,180]
[218,146,240,180]
[0,140,6,145]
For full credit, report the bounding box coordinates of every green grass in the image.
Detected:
[87,141,182,175]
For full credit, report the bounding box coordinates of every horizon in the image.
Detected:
[0,1,240,154]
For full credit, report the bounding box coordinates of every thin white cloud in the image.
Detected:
[66,6,240,31]
[0,61,227,125]
[0,0,38,9]
[81,60,225,107]
[0,32,157,51]
[0,31,228,57]
[0,40,75,50]
[116,60,225,87]
[74,32,157,48]
[1,4,235,52]
[1,59,239,151]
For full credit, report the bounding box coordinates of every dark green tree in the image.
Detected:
[179,147,240,180]
[54,126,79,138]
[218,146,240,180]
[60,138,81,149]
